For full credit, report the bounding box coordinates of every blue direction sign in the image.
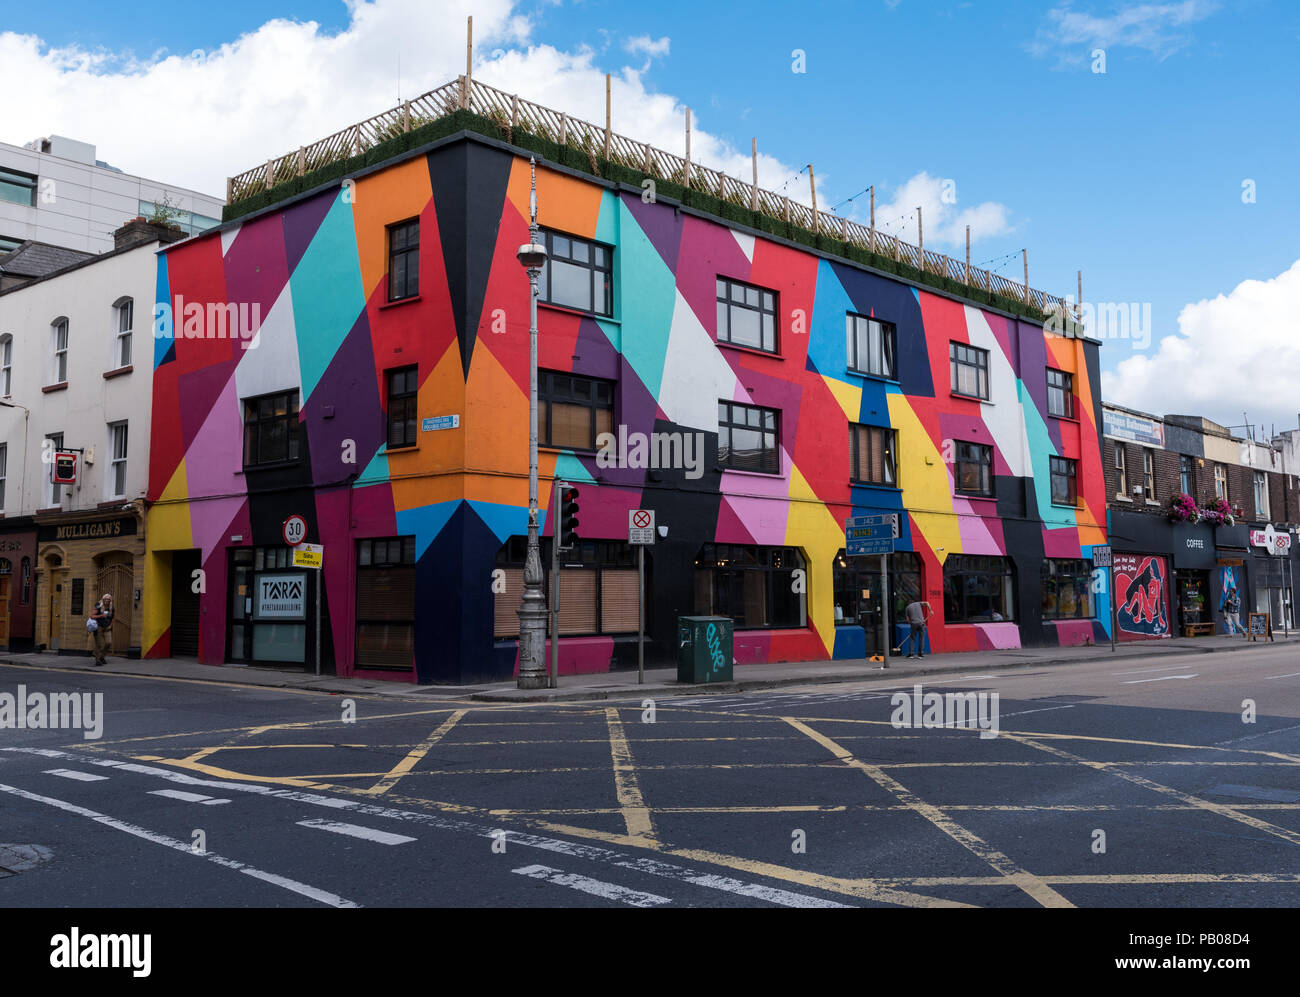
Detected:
[846,514,899,556]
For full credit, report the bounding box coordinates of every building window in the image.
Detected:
[539,371,613,451]
[113,297,133,369]
[20,557,30,604]
[106,422,128,498]
[386,366,418,449]
[954,441,993,496]
[1115,446,1127,495]
[1046,369,1074,418]
[538,230,613,316]
[1050,456,1078,506]
[242,391,301,467]
[1214,462,1228,500]
[356,537,417,671]
[718,401,779,474]
[1041,558,1095,620]
[0,168,37,208]
[387,219,420,301]
[950,342,989,399]
[943,554,1016,623]
[0,334,10,396]
[46,432,63,505]
[1142,448,1156,501]
[849,424,896,485]
[51,318,68,384]
[494,537,639,637]
[694,544,806,630]
[1255,471,1269,519]
[1179,454,1194,496]
[846,314,896,379]
[716,277,777,353]
[0,235,22,254]
[0,442,6,509]
[137,200,221,237]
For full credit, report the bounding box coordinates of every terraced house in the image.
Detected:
[143,78,1108,684]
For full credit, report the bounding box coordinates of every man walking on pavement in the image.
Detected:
[899,598,932,658]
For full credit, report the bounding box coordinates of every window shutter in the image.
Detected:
[559,568,597,634]
[600,570,639,633]
[493,567,525,637]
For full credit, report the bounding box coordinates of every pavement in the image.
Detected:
[2,628,1295,703]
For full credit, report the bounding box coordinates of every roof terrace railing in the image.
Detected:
[227,75,1068,315]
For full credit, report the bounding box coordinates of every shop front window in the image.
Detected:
[1041,558,1095,620]
[943,554,1015,623]
[833,550,922,644]
[694,544,805,630]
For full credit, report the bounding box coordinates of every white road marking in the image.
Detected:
[149,789,231,805]
[1123,674,1198,685]
[513,863,670,907]
[44,768,108,782]
[0,781,358,908]
[1114,664,1202,676]
[2,747,851,908]
[1263,672,1300,680]
[297,819,416,845]
[958,674,999,680]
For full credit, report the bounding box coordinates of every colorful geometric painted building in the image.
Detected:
[144,123,1110,683]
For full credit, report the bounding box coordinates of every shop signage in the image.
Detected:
[53,451,78,485]
[255,574,306,619]
[292,543,323,569]
[1102,410,1165,447]
[37,517,138,543]
[1249,524,1292,556]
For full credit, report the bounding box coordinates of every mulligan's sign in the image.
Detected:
[37,517,138,543]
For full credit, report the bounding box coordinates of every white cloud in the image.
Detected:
[2,0,1016,260]
[1030,0,1219,65]
[1104,258,1300,430]
[867,171,1012,249]
[624,35,670,59]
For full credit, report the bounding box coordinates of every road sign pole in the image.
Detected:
[1110,566,1117,653]
[880,552,891,670]
[638,545,645,684]
[315,567,321,676]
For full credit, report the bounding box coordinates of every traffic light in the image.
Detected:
[558,485,580,551]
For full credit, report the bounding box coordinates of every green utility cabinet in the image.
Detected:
[677,616,734,683]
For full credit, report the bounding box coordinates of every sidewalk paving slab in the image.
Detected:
[2,630,1293,704]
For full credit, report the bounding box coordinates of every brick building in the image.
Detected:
[1102,404,1298,639]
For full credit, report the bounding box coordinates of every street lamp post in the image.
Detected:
[515,158,550,688]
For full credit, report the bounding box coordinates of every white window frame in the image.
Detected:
[1214,462,1228,500]
[46,432,63,507]
[1255,470,1269,519]
[51,318,68,385]
[0,334,11,397]
[113,297,133,370]
[108,421,128,499]
[0,442,7,511]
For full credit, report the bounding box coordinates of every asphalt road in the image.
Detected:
[1,645,1298,908]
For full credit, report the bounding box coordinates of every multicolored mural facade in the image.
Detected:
[144,135,1108,683]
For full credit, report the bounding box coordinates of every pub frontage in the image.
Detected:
[34,503,146,657]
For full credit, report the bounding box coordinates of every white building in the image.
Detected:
[1,134,224,255]
[0,219,185,654]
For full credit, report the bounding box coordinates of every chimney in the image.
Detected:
[113,217,188,252]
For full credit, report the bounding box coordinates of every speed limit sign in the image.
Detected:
[282,514,308,547]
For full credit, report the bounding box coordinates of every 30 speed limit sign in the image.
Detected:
[282,514,308,547]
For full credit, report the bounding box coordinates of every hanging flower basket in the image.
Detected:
[1201,497,1233,527]
[1167,493,1200,523]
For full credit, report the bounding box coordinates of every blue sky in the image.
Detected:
[7,0,1299,431]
